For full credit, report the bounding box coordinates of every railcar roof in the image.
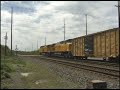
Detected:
[40,28,118,47]
[73,28,118,39]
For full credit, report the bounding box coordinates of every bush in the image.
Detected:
[1,64,11,80]
[1,70,11,78]
[4,72,11,78]
[1,64,12,73]
[2,85,9,89]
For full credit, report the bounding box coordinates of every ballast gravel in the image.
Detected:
[39,59,119,89]
[21,56,119,89]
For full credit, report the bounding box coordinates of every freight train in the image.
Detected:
[39,28,119,62]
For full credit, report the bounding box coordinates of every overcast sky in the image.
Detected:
[1,1,118,51]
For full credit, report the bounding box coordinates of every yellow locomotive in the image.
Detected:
[39,43,72,58]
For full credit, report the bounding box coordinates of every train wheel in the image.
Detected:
[103,57,106,61]
[84,57,87,60]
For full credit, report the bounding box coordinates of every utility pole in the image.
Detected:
[15,45,18,55]
[86,14,87,36]
[115,1,120,60]
[45,37,46,46]
[32,43,33,51]
[117,1,120,28]
[85,14,88,57]
[64,18,66,42]
[37,40,38,50]
[4,32,8,56]
[0,2,2,61]
[11,7,13,56]
[115,1,120,28]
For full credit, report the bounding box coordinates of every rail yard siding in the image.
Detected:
[94,28,119,58]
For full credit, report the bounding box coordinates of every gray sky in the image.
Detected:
[1,1,118,51]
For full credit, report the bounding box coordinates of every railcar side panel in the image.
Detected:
[101,32,106,57]
[116,29,119,56]
[93,28,119,59]
[71,37,85,57]
[110,30,116,56]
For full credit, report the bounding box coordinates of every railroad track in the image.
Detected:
[39,56,120,78]
[50,56,119,67]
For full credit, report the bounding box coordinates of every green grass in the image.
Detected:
[17,50,39,55]
[1,56,26,89]
[1,56,26,72]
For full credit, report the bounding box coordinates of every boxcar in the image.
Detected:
[71,34,94,59]
[93,28,119,61]
[71,28,119,61]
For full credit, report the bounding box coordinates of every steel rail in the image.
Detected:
[39,56,119,78]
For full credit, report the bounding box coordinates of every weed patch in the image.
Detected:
[1,56,26,89]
